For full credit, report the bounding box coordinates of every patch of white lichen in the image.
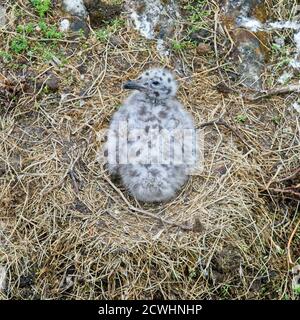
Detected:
[62,0,87,17]
[125,0,180,56]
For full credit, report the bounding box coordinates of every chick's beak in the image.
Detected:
[123,80,145,91]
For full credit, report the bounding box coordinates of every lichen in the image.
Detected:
[0,5,6,27]
[222,0,269,89]
[125,0,180,56]
[234,30,264,89]
[237,17,262,31]
[125,0,179,40]
[0,265,6,293]
[62,0,87,17]
[59,19,71,32]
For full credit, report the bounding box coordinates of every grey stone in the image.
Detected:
[62,0,87,17]
[125,0,181,56]
[0,5,6,27]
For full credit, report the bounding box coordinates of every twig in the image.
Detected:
[212,5,225,82]
[68,170,79,194]
[244,84,300,101]
[198,118,250,148]
[278,167,300,183]
[264,166,300,199]
[265,165,282,189]
[267,187,300,198]
[42,154,80,196]
[287,216,300,265]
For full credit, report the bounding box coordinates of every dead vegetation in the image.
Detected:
[0,0,299,299]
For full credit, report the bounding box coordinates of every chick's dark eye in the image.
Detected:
[153,81,159,85]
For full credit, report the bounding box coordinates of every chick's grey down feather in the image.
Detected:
[105,68,197,202]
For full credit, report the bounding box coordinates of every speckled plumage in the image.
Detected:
[105,68,197,202]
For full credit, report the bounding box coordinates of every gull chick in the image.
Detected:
[105,68,197,202]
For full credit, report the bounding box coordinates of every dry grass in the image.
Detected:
[0,0,299,299]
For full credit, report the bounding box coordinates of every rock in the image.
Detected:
[274,36,285,48]
[77,63,87,75]
[109,35,124,47]
[215,83,233,94]
[70,16,89,35]
[62,0,89,35]
[156,38,170,56]
[62,0,87,17]
[277,71,292,85]
[0,265,7,292]
[234,29,265,89]
[0,265,6,293]
[19,271,35,288]
[71,199,91,214]
[59,18,71,32]
[221,0,269,89]
[126,0,180,39]
[291,30,300,69]
[292,102,300,114]
[125,0,181,56]
[192,217,205,233]
[83,0,122,28]
[0,5,6,27]
[51,56,63,67]
[35,25,41,32]
[196,43,211,55]
[292,265,300,293]
[46,74,60,92]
